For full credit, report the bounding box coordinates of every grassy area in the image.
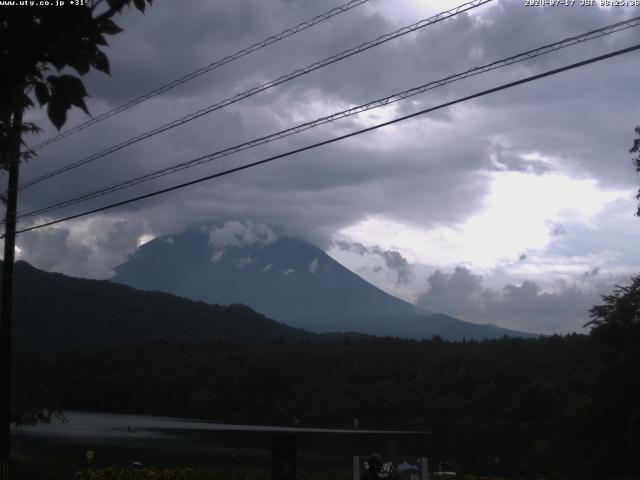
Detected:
[11,462,357,480]
[69,471,520,480]
[69,468,518,480]
[70,467,354,480]
[72,467,267,480]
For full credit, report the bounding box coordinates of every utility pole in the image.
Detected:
[0,105,23,480]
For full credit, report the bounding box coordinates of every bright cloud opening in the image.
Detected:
[337,171,626,269]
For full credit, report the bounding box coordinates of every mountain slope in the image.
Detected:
[112,229,536,340]
[7,261,320,352]
[113,231,416,324]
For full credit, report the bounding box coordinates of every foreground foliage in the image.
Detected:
[72,467,262,480]
[18,334,589,477]
[70,468,507,480]
[19,335,589,430]
[14,276,640,478]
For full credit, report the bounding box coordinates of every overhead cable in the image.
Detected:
[11,42,640,237]
[18,15,640,219]
[16,0,492,192]
[28,0,372,152]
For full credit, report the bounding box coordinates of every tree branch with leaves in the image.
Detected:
[0,0,152,451]
[0,0,153,169]
[631,125,640,217]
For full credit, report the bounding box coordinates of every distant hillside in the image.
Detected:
[7,261,321,352]
[311,312,534,339]
[112,229,535,340]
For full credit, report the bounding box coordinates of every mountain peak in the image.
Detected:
[113,229,416,329]
[112,226,535,340]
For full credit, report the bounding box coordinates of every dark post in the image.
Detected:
[271,432,297,480]
[0,105,22,480]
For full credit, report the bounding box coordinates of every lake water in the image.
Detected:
[12,411,432,469]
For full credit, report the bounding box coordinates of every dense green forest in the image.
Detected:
[9,264,640,477]
[15,323,640,477]
[18,336,588,428]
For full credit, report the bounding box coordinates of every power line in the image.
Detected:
[18,15,640,220]
[11,42,640,238]
[28,0,371,152]
[16,0,492,192]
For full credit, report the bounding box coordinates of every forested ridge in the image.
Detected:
[9,264,640,477]
[8,261,323,351]
[16,326,639,477]
[19,335,589,429]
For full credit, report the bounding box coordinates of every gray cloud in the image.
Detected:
[17,218,146,278]
[376,249,413,286]
[207,221,278,249]
[582,266,601,281]
[335,240,369,255]
[416,266,617,334]
[17,228,91,276]
[309,258,319,274]
[335,240,413,286]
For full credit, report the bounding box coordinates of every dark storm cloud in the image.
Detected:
[12,0,640,287]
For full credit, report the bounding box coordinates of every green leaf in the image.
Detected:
[47,100,67,130]
[98,18,123,35]
[90,50,110,75]
[92,32,109,47]
[34,82,50,106]
[21,93,34,109]
[56,75,88,100]
[48,75,90,118]
[50,58,65,71]
[70,96,90,116]
[70,50,91,75]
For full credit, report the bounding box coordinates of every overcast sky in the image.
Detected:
[12,0,640,334]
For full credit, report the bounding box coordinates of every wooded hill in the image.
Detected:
[7,261,640,477]
[8,261,322,351]
[16,331,638,478]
